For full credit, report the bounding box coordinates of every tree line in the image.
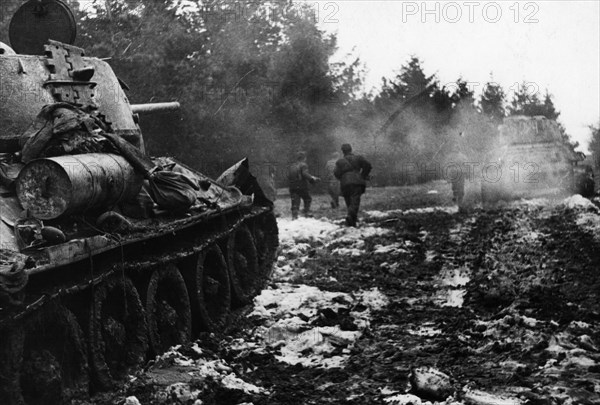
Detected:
[1,0,595,186]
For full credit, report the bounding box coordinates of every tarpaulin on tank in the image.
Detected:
[153,157,252,212]
[217,158,273,207]
[0,248,29,303]
[20,102,116,163]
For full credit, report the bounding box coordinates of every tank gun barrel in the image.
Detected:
[131,102,181,115]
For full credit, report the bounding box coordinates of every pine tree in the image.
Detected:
[480,81,505,121]
[452,78,475,106]
[378,56,436,102]
[508,82,560,120]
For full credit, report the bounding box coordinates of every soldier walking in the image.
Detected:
[334,144,372,227]
[324,151,341,208]
[287,151,320,219]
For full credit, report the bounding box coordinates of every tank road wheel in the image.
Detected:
[182,245,231,334]
[89,277,147,392]
[0,326,24,404]
[227,224,260,305]
[1,303,89,405]
[252,212,279,279]
[144,264,192,355]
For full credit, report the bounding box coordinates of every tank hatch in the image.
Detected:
[9,0,77,55]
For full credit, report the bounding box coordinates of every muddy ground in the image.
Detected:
[88,182,600,405]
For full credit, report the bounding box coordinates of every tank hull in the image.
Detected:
[481,116,588,203]
[0,160,279,404]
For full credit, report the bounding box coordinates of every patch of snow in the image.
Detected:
[562,353,596,368]
[448,223,464,243]
[436,267,471,287]
[435,289,466,308]
[164,383,200,402]
[229,339,259,351]
[191,343,203,356]
[568,320,592,331]
[247,283,388,369]
[408,326,442,337]
[174,357,195,367]
[373,243,407,254]
[278,217,340,245]
[424,250,437,263]
[463,389,524,405]
[277,216,390,260]
[379,387,400,395]
[546,333,577,354]
[406,206,459,215]
[354,287,389,311]
[575,211,600,238]
[124,397,141,405]
[331,247,363,256]
[251,284,350,319]
[221,373,265,394]
[520,316,539,328]
[274,326,360,368]
[517,198,550,208]
[562,194,598,211]
[317,382,336,391]
[365,209,403,219]
[272,263,295,280]
[365,206,457,219]
[329,226,389,247]
[151,346,266,397]
[284,243,311,256]
[499,360,528,371]
[384,393,423,404]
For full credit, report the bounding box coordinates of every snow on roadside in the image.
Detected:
[277,217,390,252]
[515,197,551,208]
[561,194,598,211]
[237,216,391,369]
[274,217,393,279]
[129,214,391,399]
[575,212,600,237]
[365,206,458,220]
[245,283,389,368]
[558,195,600,240]
[278,217,340,245]
[250,284,349,319]
[145,343,268,402]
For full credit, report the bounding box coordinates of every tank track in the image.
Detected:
[0,207,278,405]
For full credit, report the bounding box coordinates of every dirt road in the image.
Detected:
[92,185,600,405]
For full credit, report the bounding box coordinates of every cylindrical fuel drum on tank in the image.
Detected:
[16,153,144,220]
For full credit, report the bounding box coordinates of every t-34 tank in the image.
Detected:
[481,115,590,203]
[0,1,278,403]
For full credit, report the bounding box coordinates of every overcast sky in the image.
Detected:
[309,0,599,151]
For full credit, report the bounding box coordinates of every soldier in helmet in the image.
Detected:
[287,151,320,219]
[334,143,372,227]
